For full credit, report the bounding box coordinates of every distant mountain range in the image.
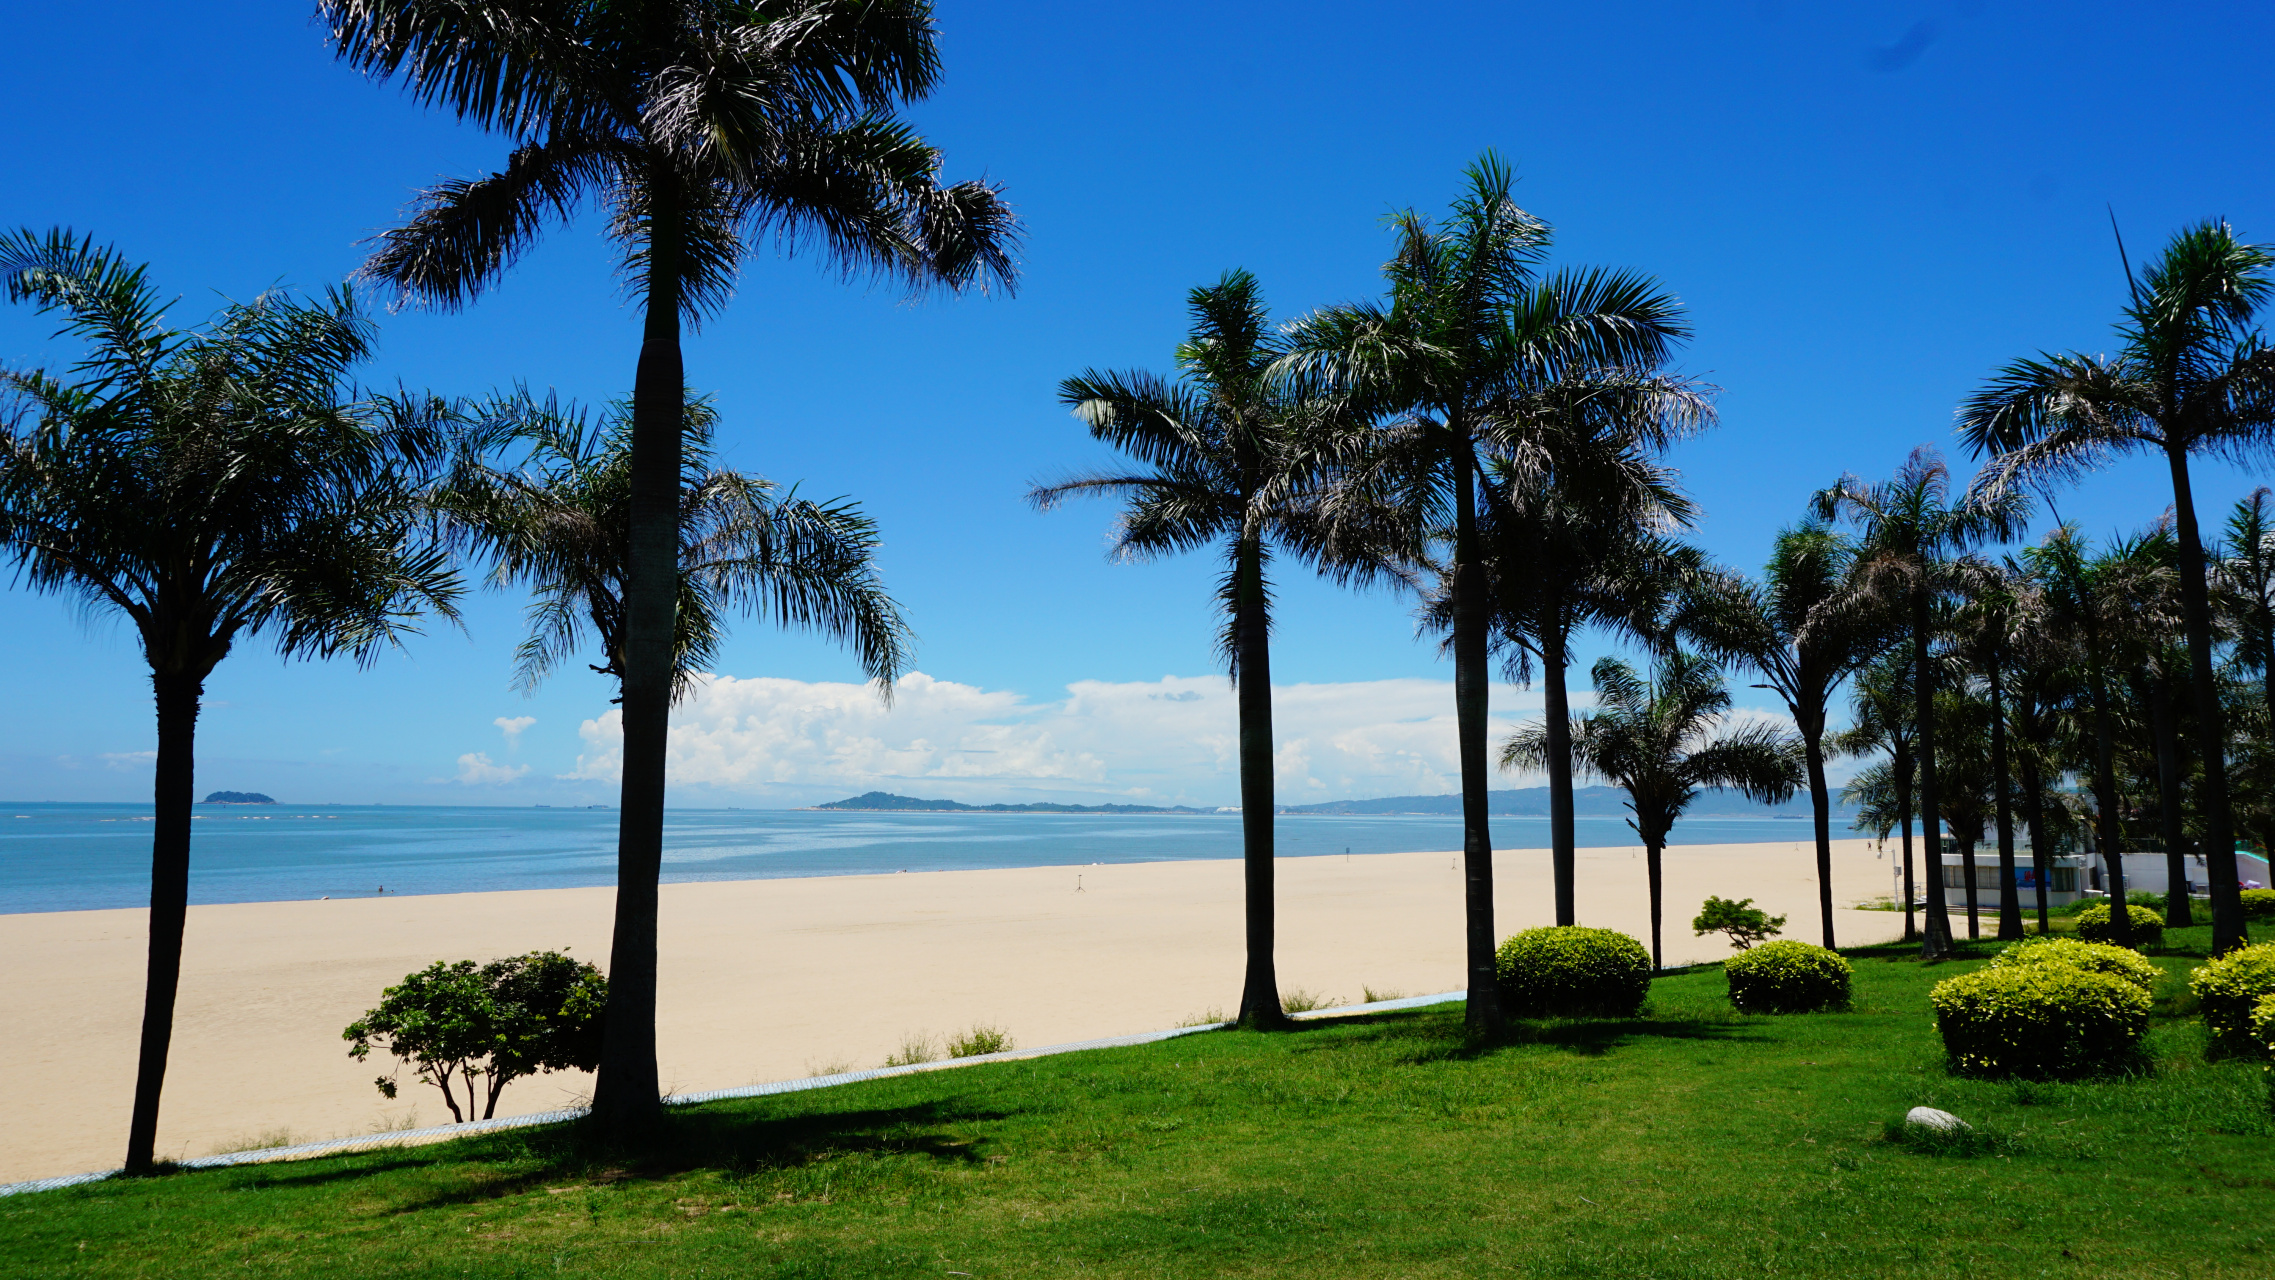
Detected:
[814,791,1216,815]
[1279,786,1843,818]
[816,787,1844,818]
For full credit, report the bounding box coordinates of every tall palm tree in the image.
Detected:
[2026,524,2173,946]
[1834,652,1920,941]
[1948,561,2029,940]
[1816,448,2027,958]
[1930,685,1996,940]
[1961,220,2275,953]
[1031,270,1332,1030]
[1430,443,1701,928]
[1283,153,1705,1031]
[0,231,459,1174]
[1504,651,1801,971]
[1679,523,1889,949]
[433,389,910,703]
[1999,558,2074,934]
[2216,489,2275,772]
[321,0,1018,1125]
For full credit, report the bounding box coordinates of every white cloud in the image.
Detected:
[100,751,157,770]
[494,716,537,748]
[564,670,1562,805]
[454,752,530,785]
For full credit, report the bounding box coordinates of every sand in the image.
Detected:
[0,838,1906,1185]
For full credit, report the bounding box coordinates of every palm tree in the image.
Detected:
[1679,523,1889,949]
[434,389,910,702]
[1999,560,2074,934]
[0,231,459,1174]
[2216,489,2275,777]
[321,0,1018,1125]
[1816,448,2027,958]
[1504,651,1801,971]
[1283,153,1705,1030]
[1834,652,1920,940]
[1031,270,1333,1030]
[1930,685,1996,940]
[1948,561,2029,940]
[1961,220,2275,953]
[2025,524,2174,946]
[1431,441,1702,929]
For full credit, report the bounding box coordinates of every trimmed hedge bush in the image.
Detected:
[2252,994,2275,1067]
[2189,943,2275,1056]
[2075,902,2164,948]
[1494,926,1651,1018]
[1930,964,2150,1078]
[1986,937,2162,994]
[1725,940,1851,1013]
[2240,888,2275,921]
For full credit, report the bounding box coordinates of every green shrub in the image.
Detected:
[1724,940,1851,1013]
[2251,994,2275,1067]
[1929,964,2151,1078]
[1986,937,2162,994]
[1495,926,1651,1018]
[1692,896,1786,951]
[2188,943,2275,1056]
[2240,888,2275,921]
[946,1025,1013,1058]
[2075,902,2165,948]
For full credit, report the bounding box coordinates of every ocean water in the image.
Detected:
[0,802,1830,915]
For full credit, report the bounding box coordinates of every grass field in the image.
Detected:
[3,927,2270,1279]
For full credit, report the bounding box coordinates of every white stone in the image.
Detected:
[1905,1106,1969,1132]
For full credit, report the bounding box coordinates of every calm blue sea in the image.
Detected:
[0,803,1827,915]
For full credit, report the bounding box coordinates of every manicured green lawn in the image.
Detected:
[4,928,2270,1278]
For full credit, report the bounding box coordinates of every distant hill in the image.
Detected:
[201,791,275,805]
[815,791,1215,815]
[816,787,1839,819]
[1280,785,1842,818]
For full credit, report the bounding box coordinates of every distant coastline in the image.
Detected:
[811,791,1219,815]
[816,787,1852,819]
[199,791,275,806]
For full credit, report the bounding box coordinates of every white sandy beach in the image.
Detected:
[0,838,1904,1185]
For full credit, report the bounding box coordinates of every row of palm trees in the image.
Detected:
[1042,169,2274,1038]
[4,0,2269,1177]
[2,0,1017,1174]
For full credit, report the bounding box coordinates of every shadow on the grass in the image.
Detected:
[190,1098,1011,1215]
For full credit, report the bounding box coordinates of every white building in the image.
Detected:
[1896,847,2271,910]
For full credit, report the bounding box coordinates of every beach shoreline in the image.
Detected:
[0,838,1905,1185]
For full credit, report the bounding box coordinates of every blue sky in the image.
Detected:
[3,1,2271,807]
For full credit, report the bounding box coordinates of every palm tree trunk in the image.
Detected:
[2163,443,2247,951]
[1989,664,2023,940]
[2019,721,2053,934]
[1542,607,1576,927]
[1451,442,1504,1034]
[592,172,684,1133]
[1232,535,1289,1029]
[1914,591,1954,958]
[1646,838,1665,973]
[1801,703,1836,950]
[2149,675,2193,929]
[124,668,203,1176]
[1959,833,1981,940]
[1897,746,1916,942]
[2086,659,2131,947]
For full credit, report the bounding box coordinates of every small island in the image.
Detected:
[815,790,1214,815]
[201,791,276,805]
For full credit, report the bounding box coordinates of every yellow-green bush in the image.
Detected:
[2240,888,2275,921]
[1986,936,2161,994]
[2252,994,2275,1068]
[2188,942,2275,1056]
[1725,940,1851,1013]
[1494,926,1651,1018]
[1929,964,2150,1078]
[2075,902,2164,948]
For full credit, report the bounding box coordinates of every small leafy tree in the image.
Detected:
[344,951,606,1123]
[1694,896,1787,951]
